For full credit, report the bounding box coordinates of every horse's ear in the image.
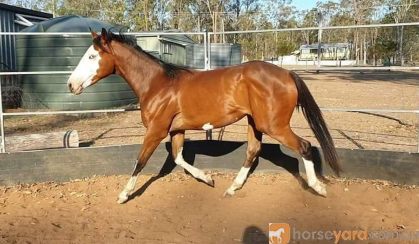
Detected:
[90,27,98,39]
[101,28,109,43]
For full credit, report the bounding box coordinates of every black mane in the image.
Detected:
[93,30,189,79]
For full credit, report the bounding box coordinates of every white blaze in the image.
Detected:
[67,45,101,92]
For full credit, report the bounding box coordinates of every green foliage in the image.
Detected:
[4,0,418,64]
[277,39,296,56]
[374,39,398,59]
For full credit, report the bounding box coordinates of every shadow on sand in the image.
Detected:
[128,140,326,202]
[242,225,269,244]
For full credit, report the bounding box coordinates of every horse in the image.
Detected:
[67,28,341,204]
[269,228,285,244]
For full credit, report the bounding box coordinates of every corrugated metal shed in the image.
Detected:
[209,43,241,69]
[186,43,242,69]
[185,44,206,69]
[136,31,242,69]
[0,3,52,108]
[136,32,196,67]
[0,3,52,71]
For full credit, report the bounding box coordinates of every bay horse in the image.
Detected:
[67,29,341,204]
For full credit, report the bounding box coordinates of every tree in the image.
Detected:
[373,38,398,65]
[277,39,296,66]
[126,0,165,31]
[3,0,418,64]
[385,0,415,65]
[300,9,318,44]
[199,0,228,42]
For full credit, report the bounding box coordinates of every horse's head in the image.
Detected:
[67,28,116,95]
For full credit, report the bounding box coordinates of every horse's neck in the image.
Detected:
[113,43,164,99]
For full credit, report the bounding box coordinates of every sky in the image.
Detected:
[291,0,341,11]
[292,0,318,11]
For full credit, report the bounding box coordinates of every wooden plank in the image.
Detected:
[5,130,79,152]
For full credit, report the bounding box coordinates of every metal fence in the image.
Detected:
[207,22,419,153]
[0,22,418,153]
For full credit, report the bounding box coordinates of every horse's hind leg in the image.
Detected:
[171,131,214,186]
[224,116,262,196]
[269,126,327,196]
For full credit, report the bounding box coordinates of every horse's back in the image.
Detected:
[171,61,297,131]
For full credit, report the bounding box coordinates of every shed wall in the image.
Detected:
[1,9,22,108]
[161,41,186,66]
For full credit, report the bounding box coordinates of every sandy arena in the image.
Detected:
[0,173,418,243]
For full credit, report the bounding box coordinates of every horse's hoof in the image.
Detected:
[311,181,327,197]
[204,174,214,187]
[223,188,235,197]
[117,192,129,204]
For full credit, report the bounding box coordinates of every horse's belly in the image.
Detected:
[170,109,246,131]
[172,77,250,131]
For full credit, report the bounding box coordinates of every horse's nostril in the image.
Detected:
[68,83,73,92]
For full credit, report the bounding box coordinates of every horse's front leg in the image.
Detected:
[117,124,168,204]
[171,131,214,186]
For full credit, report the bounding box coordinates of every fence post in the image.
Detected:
[205,31,213,140]
[417,113,419,153]
[203,31,208,70]
[0,79,5,153]
[316,11,323,73]
[208,32,212,70]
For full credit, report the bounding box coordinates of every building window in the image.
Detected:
[310,48,318,54]
[162,42,172,54]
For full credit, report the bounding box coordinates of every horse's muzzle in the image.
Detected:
[68,82,82,95]
[68,83,74,93]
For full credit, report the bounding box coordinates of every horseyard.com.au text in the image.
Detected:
[268,223,419,243]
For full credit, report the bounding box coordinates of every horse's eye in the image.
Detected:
[89,54,96,59]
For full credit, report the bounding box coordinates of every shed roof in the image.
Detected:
[137,30,196,46]
[20,15,121,32]
[300,43,351,49]
[0,3,52,18]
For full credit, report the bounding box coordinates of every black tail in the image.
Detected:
[291,71,341,176]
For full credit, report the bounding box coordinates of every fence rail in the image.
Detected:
[0,31,207,36]
[1,23,418,153]
[2,66,419,77]
[210,22,419,34]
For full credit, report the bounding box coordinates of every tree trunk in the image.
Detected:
[144,0,149,31]
[400,26,404,66]
[363,33,367,65]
